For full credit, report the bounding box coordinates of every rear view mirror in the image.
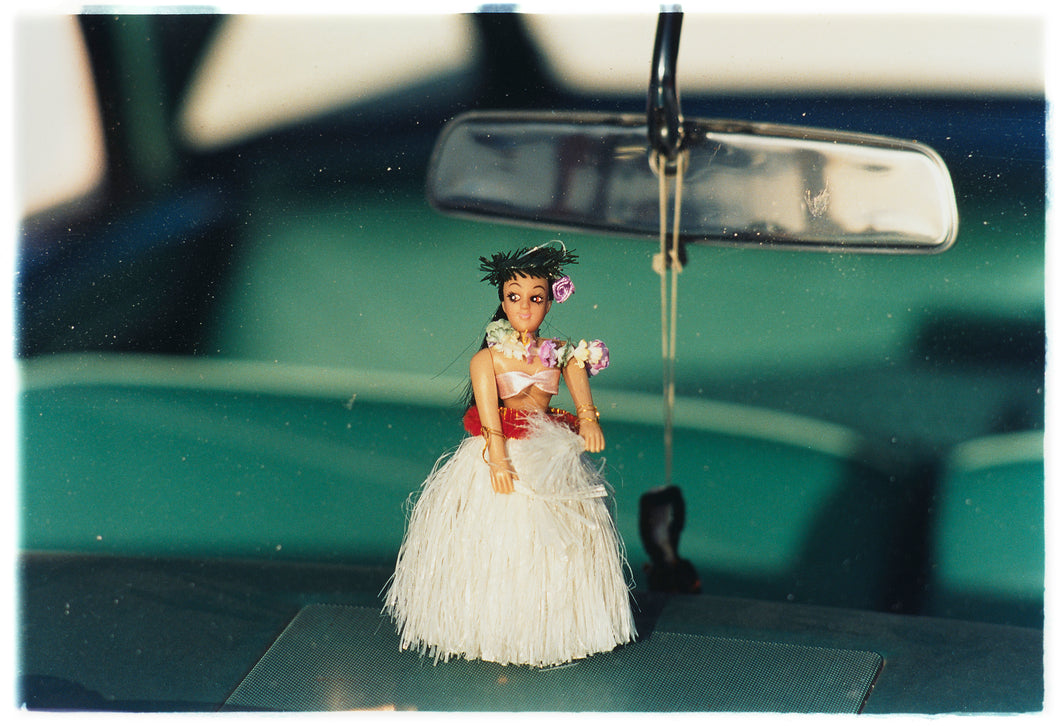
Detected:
[427,111,958,254]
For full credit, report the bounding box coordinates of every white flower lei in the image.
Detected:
[485,319,563,363]
[484,319,609,375]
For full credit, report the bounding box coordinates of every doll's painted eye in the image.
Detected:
[530,295,545,304]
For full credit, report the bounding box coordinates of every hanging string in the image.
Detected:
[654,151,685,487]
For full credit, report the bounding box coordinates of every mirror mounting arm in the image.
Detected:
[647,10,685,164]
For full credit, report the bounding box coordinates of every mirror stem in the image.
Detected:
[648,10,685,162]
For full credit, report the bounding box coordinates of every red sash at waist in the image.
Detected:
[463,406,578,440]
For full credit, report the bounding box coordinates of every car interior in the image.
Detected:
[13,10,1046,714]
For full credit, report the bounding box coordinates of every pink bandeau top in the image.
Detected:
[495,368,561,399]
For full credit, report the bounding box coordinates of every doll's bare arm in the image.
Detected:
[470,349,517,494]
[563,362,605,453]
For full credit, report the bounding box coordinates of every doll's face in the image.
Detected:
[501,274,551,335]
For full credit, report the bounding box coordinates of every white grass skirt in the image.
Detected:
[383,413,637,667]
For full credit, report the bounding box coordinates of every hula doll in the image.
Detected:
[383,243,636,667]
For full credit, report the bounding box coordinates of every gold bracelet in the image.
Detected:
[576,404,599,422]
[481,426,505,462]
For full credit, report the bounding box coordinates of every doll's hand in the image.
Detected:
[580,420,605,453]
[488,460,518,494]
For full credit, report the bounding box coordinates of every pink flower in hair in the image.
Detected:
[552,276,575,303]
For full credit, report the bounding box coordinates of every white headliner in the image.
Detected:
[13,7,1049,216]
[526,13,1044,95]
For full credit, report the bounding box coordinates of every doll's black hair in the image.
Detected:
[478,245,577,298]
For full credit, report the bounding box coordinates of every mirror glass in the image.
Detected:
[428,111,959,253]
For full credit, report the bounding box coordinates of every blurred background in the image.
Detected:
[13,9,1047,625]
[16,10,1044,417]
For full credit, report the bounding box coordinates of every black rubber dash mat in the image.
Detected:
[223,604,882,712]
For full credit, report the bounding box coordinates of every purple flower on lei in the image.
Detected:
[536,338,559,367]
[552,275,575,303]
[587,340,609,375]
